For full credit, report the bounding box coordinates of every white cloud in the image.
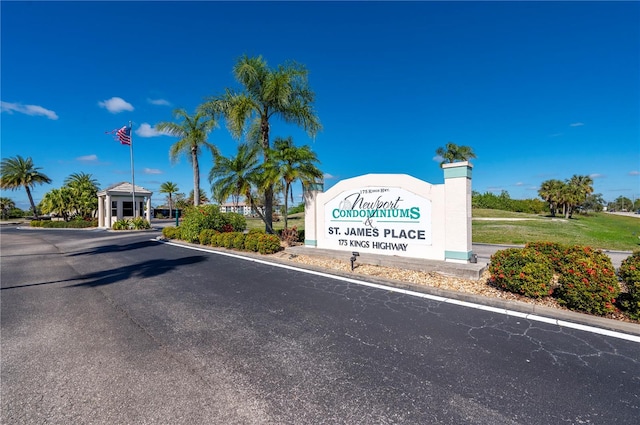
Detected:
[136,122,171,137]
[98,97,134,113]
[514,182,525,186]
[148,98,171,106]
[323,173,335,180]
[549,132,564,138]
[1,101,59,120]
[589,173,605,179]
[432,155,443,163]
[629,171,640,176]
[144,168,163,175]
[76,154,98,162]
[569,122,584,127]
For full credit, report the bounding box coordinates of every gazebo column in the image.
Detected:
[105,194,112,228]
[146,197,152,222]
[98,195,105,227]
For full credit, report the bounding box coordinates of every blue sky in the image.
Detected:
[2,1,639,211]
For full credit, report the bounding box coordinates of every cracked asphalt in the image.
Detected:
[2,227,639,424]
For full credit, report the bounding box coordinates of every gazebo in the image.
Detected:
[97,182,153,228]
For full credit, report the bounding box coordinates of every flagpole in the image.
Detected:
[129,120,136,217]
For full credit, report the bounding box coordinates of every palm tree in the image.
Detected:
[0,196,15,220]
[187,189,210,205]
[159,181,179,218]
[40,187,73,221]
[64,172,99,218]
[156,109,219,206]
[435,142,477,166]
[0,155,52,218]
[538,179,564,217]
[200,55,322,233]
[209,143,264,224]
[271,136,322,229]
[568,174,594,207]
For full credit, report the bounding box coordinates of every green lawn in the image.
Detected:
[257,209,639,251]
[472,209,640,251]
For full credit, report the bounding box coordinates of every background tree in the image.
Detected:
[538,179,565,217]
[64,172,99,218]
[156,109,219,206]
[201,55,321,233]
[435,142,477,165]
[0,155,52,218]
[159,181,179,218]
[0,196,15,220]
[271,136,322,229]
[187,189,209,205]
[209,143,260,209]
[40,187,73,221]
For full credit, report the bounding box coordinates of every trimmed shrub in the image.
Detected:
[232,232,246,250]
[618,251,640,320]
[555,249,619,315]
[524,241,569,272]
[488,248,554,298]
[30,219,98,228]
[162,226,181,239]
[179,205,227,243]
[220,232,236,248]
[244,229,264,252]
[257,234,282,254]
[198,229,219,245]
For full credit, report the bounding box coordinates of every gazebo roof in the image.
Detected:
[97,182,153,196]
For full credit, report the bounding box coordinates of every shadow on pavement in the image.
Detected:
[65,240,160,257]
[1,255,207,290]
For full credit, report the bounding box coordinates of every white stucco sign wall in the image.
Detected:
[304,162,473,263]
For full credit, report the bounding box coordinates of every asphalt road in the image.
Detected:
[2,227,639,424]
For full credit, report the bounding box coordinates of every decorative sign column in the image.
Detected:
[442,161,473,263]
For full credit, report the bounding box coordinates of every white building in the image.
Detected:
[97,182,152,228]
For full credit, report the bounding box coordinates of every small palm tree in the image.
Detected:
[0,196,15,220]
[64,172,99,218]
[209,143,265,225]
[538,179,565,217]
[435,142,477,165]
[271,136,322,229]
[187,189,210,205]
[0,155,52,218]
[159,181,179,218]
[156,109,219,206]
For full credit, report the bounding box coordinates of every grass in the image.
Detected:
[472,209,640,251]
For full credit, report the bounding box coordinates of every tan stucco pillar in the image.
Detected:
[442,161,473,263]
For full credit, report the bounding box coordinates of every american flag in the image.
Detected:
[116,125,131,145]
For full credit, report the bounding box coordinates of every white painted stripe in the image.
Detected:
[155,239,640,343]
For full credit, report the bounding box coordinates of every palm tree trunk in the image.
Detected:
[261,119,274,233]
[192,147,200,206]
[168,194,173,219]
[25,186,38,218]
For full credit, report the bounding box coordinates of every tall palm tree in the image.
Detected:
[159,181,179,218]
[0,155,52,218]
[435,142,477,166]
[200,55,322,233]
[0,196,15,220]
[271,136,322,229]
[156,109,219,206]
